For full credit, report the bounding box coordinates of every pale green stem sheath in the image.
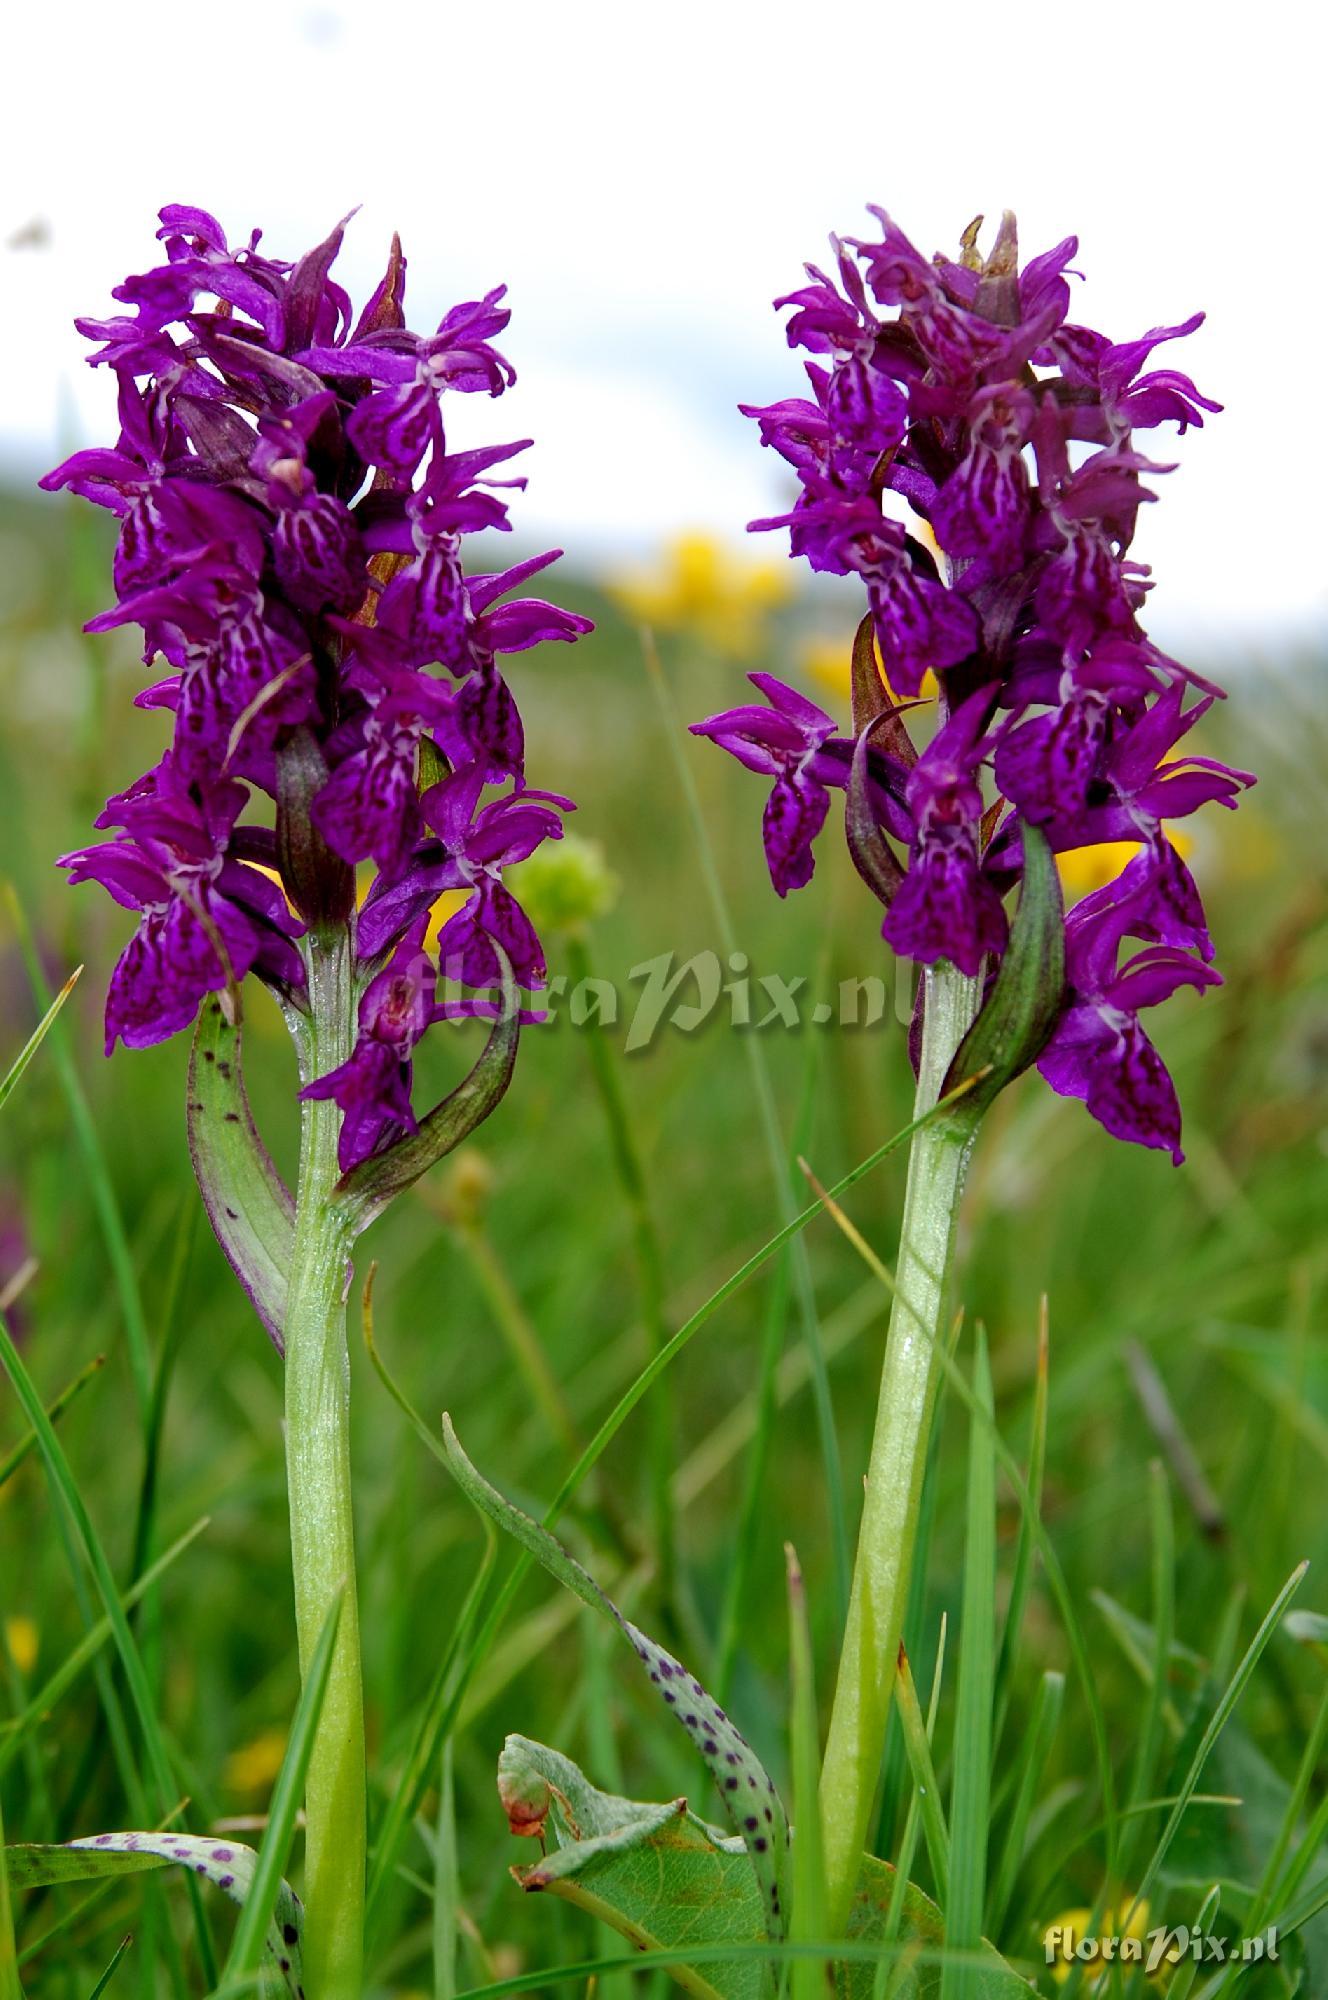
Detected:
[819,959,981,1933]
[285,921,366,2000]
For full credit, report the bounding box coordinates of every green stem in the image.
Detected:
[818,960,981,1933]
[566,930,676,1611]
[284,924,366,2000]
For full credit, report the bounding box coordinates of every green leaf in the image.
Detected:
[498,1740,1031,2000]
[942,822,1064,1124]
[222,1592,340,1985]
[5,1836,302,1998]
[942,1332,997,2000]
[187,1000,295,1352]
[0,964,81,1116]
[334,951,521,1235]
[442,1420,790,1938]
[85,1931,133,1998]
[785,1546,828,2000]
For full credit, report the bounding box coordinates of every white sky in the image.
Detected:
[2,0,1322,655]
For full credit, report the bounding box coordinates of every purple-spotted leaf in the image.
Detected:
[942,819,1064,1124]
[187,998,295,1354]
[5,1833,304,1998]
[441,1418,790,1939]
[334,950,521,1236]
[497,1738,1032,2000]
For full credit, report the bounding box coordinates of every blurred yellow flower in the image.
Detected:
[224,1727,287,1795]
[4,1615,37,1677]
[1044,1900,1175,1986]
[1057,833,1193,902]
[801,632,936,707]
[609,532,792,658]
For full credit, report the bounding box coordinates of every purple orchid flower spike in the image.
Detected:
[697,201,1250,1165]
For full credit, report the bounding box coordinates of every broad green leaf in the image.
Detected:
[498,1740,1031,2000]
[335,951,521,1235]
[5,1835,302,1998]
[443,1421,789,1938]
[942,821,1064,1124]
[187,999,294,1352]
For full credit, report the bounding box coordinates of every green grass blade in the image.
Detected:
[433,1740,459,2000]
[894,1641,951,1902]
[941,1330,997,2000]
[0,1352,106,1491]
[786,1544,828,2000]
[883,1613,947,1974]
[986,1670,1064,1940]
[1251,1683,1328,1925]
[86,1932,133,1999]
[5,888,152,1423]
[643,633,848,1618]
[0,1795,21,2000]
[0,1311,216,1981]
[1123,1560,1308,1930]
[1118,1462,1175,1883]
[992,1299,1048,1750]
[221,1591,342,1986]
[0,962,82,1114]
[565,929,676,1609]
[717,1011,824,1701]
[0,1517,210,1779]
[361,1282,499,1928]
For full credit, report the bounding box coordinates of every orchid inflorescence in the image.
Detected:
[46,205,591,1171]
[694,209,1252,1163]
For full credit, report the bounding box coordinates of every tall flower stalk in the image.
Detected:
[44,205,591,1997]
[695,206,1252,1930]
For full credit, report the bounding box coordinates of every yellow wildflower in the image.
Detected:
[223,1728,287,1795]
[609,532,792,659]
[4,1615,37,1677]
[1044,1899,1178,1986]
[801,633,936,707]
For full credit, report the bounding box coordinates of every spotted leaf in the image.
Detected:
[5,1832,304,1998]
[441,1417,789,1938]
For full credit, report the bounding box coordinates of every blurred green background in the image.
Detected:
[1,495,1326,1995]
